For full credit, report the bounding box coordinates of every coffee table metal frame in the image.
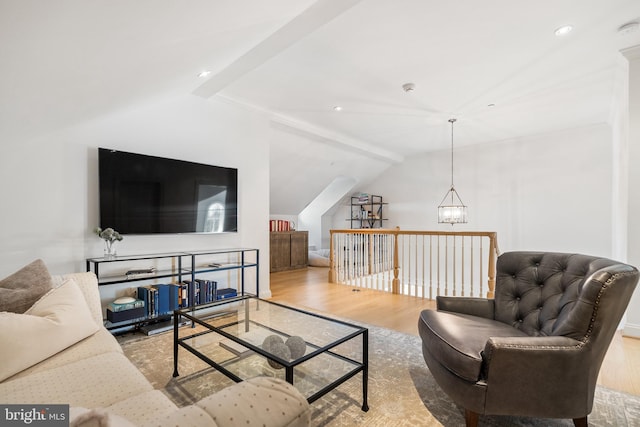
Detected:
[172,295,369,411]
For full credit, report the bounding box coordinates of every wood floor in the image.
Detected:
[268,266,640,396]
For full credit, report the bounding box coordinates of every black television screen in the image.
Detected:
[98,148,238,234]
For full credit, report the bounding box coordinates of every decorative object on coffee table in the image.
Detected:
[94,227,123,259]
[286,336,306,359]
[262,335,290,369]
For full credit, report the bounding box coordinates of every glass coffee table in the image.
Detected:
[173,295,369,411]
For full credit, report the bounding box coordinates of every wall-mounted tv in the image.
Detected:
[98,148,238,234]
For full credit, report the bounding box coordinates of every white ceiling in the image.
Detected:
[210,0,640,158]
[3,0,639,157]
[2,0,639,216]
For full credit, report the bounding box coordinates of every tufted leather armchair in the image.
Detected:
[418,252,638,427]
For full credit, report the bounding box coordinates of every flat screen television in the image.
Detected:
[98,148,238,234]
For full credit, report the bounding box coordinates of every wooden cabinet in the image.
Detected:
[270,233,292,272]
[270,231,308,272]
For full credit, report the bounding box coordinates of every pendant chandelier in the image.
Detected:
[437,118,468,224]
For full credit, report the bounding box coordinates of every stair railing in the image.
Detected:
[329,228,499,298]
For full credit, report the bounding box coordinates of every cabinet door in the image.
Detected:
[290,232,308,268]
[270,233,291,272]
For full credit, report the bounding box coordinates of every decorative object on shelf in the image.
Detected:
[125,267,156,279]
[355,193,370,204]
[94,227,123,259]
[437,118,468,225]
[114,296,136,304]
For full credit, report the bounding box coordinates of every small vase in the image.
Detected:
[104,240,117,259]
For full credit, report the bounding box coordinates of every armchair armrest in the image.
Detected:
[481,336,590,415]
[436,296,495,319]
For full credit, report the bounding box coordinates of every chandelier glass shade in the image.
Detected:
[437,118,468,225]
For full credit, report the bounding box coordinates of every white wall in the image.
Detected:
[333,123,614,257]
[0,94,273,298]
[623,46,640,338]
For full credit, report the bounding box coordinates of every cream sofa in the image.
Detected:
[0,270,311,427]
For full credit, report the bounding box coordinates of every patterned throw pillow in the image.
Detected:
[0,259,53,313]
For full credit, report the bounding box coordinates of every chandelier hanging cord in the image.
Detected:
[449,118,455,189]
[437,117,468,224]
[445,118,465,205]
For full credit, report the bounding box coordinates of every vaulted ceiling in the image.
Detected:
[2,0,639,213]
[214,0,640,158]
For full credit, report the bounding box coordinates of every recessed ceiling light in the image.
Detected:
[333,106,343,112]
[198,70,211,78]
[554,25,573,36]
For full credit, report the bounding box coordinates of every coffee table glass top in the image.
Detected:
[175,296,368,405]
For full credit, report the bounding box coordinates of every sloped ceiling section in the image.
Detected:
[2,1,639,217]
[269,121,393,215]
[0,0,318,141]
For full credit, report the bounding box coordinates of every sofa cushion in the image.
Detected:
[6,329,122,381]
[142,405,219,427]
[418,310,528,382]
[0,278,99,381]
[0,352,153,407]
[0,259,52,313]
[197,376,311,427]
[104,390,177,426]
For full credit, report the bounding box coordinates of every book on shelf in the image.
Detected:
[107,298,144,312]
[136,286,156,316]
[182,279,221,306]
[137,284,181,317]
[269,219,293,232]
[106,306,146,323]
[216,288,237,300]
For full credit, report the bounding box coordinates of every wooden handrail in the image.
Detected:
[329,228,499,298]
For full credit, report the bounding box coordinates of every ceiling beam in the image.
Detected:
[193,0,363,98]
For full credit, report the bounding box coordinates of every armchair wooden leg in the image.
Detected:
[573,416,587,427]
[464,409,479,427]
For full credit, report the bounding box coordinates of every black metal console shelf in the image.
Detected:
[86,248,259,334]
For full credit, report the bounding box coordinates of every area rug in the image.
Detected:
[118,319,640,427]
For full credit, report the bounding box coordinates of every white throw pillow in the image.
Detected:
[0,278,99,381]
